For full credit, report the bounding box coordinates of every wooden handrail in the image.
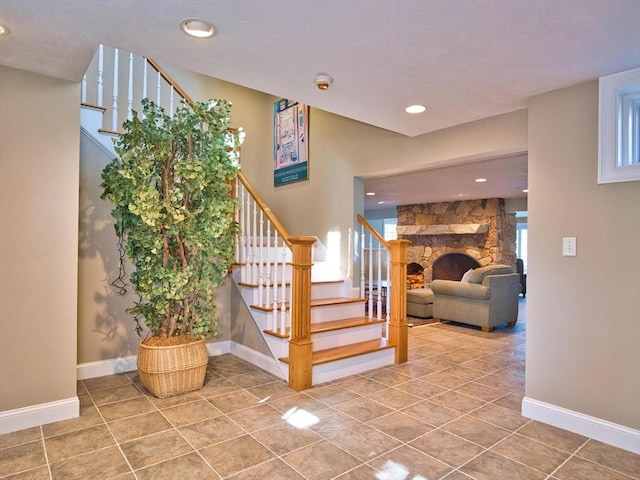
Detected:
[146,58,195,107]
[356,214,389,249]
[237,170,293,248]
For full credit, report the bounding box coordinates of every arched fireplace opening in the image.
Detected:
[432,253,480,281]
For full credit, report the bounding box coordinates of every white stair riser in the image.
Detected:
[311,303,365,323]
[312,348,395,384]
[311,324,384,351]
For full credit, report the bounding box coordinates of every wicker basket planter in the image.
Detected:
[137,338,209,398]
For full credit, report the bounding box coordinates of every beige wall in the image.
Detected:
[0,66,80,411]
[527,80,640,429]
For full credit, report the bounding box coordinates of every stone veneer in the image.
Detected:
[397,198,517,285]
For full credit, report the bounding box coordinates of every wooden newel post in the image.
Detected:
[287,236,317,391]
[387,239,410,363]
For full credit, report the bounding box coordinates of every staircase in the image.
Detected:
[80,44,409,391]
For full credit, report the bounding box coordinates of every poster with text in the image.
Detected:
[274,99,308,186]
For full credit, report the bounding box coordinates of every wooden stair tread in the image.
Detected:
[279,339,392,366]
[264,316,385,338]
[237,279,342,288]
[251,296,365,312]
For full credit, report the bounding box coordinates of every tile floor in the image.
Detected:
[2,299,639,479]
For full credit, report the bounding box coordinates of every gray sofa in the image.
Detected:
[431,264,520,332]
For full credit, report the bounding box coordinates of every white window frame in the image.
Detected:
[598,67,640,184]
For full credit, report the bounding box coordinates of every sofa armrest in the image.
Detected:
[430,279,490,300]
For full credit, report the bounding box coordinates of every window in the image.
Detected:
[598,67,640,184]
[383,219,397,241]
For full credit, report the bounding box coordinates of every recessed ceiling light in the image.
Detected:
[377,201,385,204]
[366,192,375,196]
[181,19,215,38]
[0,24,8,36]
[522,188,529,193]
[405,104,426,114]
[475,178,487,183]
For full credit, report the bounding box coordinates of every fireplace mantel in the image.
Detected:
[397,223,489,235]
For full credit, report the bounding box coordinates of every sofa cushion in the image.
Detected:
[431,279,490,300]
[461,268,474,282]
[468,264,514,284]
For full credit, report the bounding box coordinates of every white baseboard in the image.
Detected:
[230,342,287,381]
[522,396,640,454]
[0,397,79,435]
[77,340,233,380]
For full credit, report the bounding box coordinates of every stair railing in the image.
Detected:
[357,214,409,363]
[81,44,194,131]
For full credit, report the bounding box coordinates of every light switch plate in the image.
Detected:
[563,237,577,256]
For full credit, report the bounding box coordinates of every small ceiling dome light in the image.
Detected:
[0,24,9,35]
[475,178,487,183]
[405,104,426,114]
[181,19,215,38]
[313,74,334,90]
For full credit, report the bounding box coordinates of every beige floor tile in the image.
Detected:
[134,452,219,479]
[44,424,114,463]
[333,396,394,423]
[160,399,221,427]
[197,377,242,398]
[120,429,193,470]
[393,378,448,399]
[0,441,47,477]
[401,400,462,427]
[428,390,487,414]
[267,392,330,415]
[323,423,402,461]
[108,411,172,443]
[90,383,143,406]
[42,405,104,438]
[282,439,361,480]
[246,380,299,402]
[305,383,362,406]
[335,376,386,395]
[469,402,529,431]
[368,444,453,480]
[199,434,274,478]
[460,450,546,480]
[410,429,485,467]
[554,455,634,480]
[82,374,131,392]
[492,433,571,474]
[362,367,412,386]
[454,381,505,402]
[252,422,322,456]
[517,420,588,453]
[178,416,245,449]
[227,458,304,479]
[206,389,260,413]
[227,402,284,432]
[6,465,51,479]
[334,464,381,479]
[97,396,156,422]
[576,439,640,478]
[49,445,131,480]
[442,416,510,448]
[366,387,422,409]
[0,427,41,450]
[367,411,435,442]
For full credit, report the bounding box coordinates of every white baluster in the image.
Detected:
[257,210,264,306]
[360,226,366,298]
[127,53,134,121]
[235,178,241,264]
[142,59,148,108]
[368,233,373,316]
[376,244,382,319]
[156,71,161,106]
[265,220,272,311]
[244,186,251,284]
[81,74,87,103]
[169,85,175,117]
[271,231,279,332]
[280,244,287,336]
[111,48,119,131]
[385,254,391,328]
[252,200,258,285]
[97,44,104,107]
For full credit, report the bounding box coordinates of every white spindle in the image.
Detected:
[258,210,265,306]
[265,220,272,311]
[156,71,161,106]
[245,187,252,284]
[97,44,104,107]
[252,200,258,285]
[111,48,119,131]
[385,255,391,328]
[376,244,382,319]
[360,226,366,297]
[169,85,175,117]
[271,231,279,332]
[279,244,287,335]
[368,233,373,316]
[127,53,134,120]
[142,59,148,107]
[81,75,87,103]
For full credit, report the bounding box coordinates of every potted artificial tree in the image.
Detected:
[101,98,240,398]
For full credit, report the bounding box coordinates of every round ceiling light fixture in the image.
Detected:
[313,74,334,90]
[405,104,426,114]
[0,24,9,36]
[181,19,215,38]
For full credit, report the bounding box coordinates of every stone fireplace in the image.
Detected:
[397,198,517,285]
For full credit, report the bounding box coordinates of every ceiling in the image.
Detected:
[1,0,638,209]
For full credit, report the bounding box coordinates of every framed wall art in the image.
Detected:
[274,99,309,186]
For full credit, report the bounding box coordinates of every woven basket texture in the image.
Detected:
[137,338,208,398]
